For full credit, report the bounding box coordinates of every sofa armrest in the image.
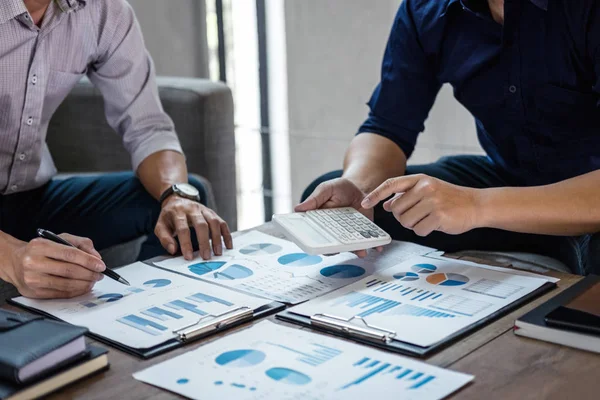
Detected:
[47,77,237,230]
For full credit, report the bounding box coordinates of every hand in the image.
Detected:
[5,234,106,299]
[295,178,381,257]
[361,174,481,237]
[155,196,233,261]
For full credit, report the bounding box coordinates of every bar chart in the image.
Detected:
[141,307,183,321]
[366,280,443,301]
[331,292,401,318]
[187,292,234,307]
[387,304,456,319]
[165,300,209,316]
[340,356,437,391]
[117,314,168,336]
[265,341,342,367]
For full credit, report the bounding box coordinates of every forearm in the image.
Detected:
[137,150,188,200]
[343,133,407,193]
[477,170,600,236]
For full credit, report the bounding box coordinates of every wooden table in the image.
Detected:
[5,224,598,399]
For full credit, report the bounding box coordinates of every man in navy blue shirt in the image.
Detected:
[298,0,600,275]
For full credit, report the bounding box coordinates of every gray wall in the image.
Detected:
[283,0,481,203]
[128,0,209,78]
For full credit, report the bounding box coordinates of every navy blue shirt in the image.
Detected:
[359,0,600,186]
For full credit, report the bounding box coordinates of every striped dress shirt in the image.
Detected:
[0,0,183,195]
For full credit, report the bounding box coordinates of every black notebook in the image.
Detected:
[0,346,109,400]
[0,309,88,384]
[515,275,600,353]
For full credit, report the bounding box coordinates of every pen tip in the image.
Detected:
[120,278,131,286]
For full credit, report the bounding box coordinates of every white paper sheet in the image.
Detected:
[290,255,553,347]
[13,262,271,349]
[155,230,435,304]
[134,320,473,400]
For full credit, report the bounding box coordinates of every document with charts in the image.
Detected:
[154,230,434,304]
[134,321,473,400]
[12,262,272,349]
[289,255,554,347]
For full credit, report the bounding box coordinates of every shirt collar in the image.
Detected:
[0,0,85,25]
[54,0,86,13]
[0,0,27,24]
[442,0,548,16]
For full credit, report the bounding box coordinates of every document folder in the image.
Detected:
[10,258,285,359]
[277,281,555,357]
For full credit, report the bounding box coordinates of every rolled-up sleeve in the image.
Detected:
[87,0,183,171]
[358,0,442,158]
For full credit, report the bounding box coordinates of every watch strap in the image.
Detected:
[159,185,176,205]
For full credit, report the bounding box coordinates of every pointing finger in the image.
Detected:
[361,176,419,209]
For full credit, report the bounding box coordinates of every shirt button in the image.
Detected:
[31,76,37,84]
[18,153,26,161]
[11,185,18,191]
[26,117,33,126]
[509,85,517,93]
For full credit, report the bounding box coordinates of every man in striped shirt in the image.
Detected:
[0,0,233,299]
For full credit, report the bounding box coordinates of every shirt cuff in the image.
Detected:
[129,131,184,172]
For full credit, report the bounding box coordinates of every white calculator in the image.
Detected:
[272,207,392,255]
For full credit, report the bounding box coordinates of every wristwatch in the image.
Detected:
[159,183,201,205]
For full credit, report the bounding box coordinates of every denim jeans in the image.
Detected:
[302,155,599,275]
[0,172,207,261]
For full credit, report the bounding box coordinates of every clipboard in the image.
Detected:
[277,281,556,357]
[11,300,285,359]
[9,257,285,359]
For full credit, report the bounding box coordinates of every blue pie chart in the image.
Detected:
[97,293,123,302]
[213,264,253,280]
[410,263,438,274]
[278,253,322,267]
[215,349,266,367]
[143,279,171,288]
[240,243,282,255]
[188,261,226,276]
[393,271,419,281]
[265,367,311,385]
[320,265,366,279]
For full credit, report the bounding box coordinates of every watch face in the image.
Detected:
[175,183,199,197]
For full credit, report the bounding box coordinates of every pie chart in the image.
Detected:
[426,273,469,286]
[215,349,266,367]
[188,261,226,276]
[240,243,282,255]
[411,263,437,274]
[393,271,419,281]
[213,264,253,280]
[97,293,123,302]
[265,367,311,386]
[143,279,171,288]
[278,253,322,267]
[320,265,366,279]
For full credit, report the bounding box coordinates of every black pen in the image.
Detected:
[37,229,131,286]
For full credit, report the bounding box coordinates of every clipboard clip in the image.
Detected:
[173,307,254,341]
[310,313,397,344]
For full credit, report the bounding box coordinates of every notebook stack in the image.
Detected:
[0,309,109,400]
